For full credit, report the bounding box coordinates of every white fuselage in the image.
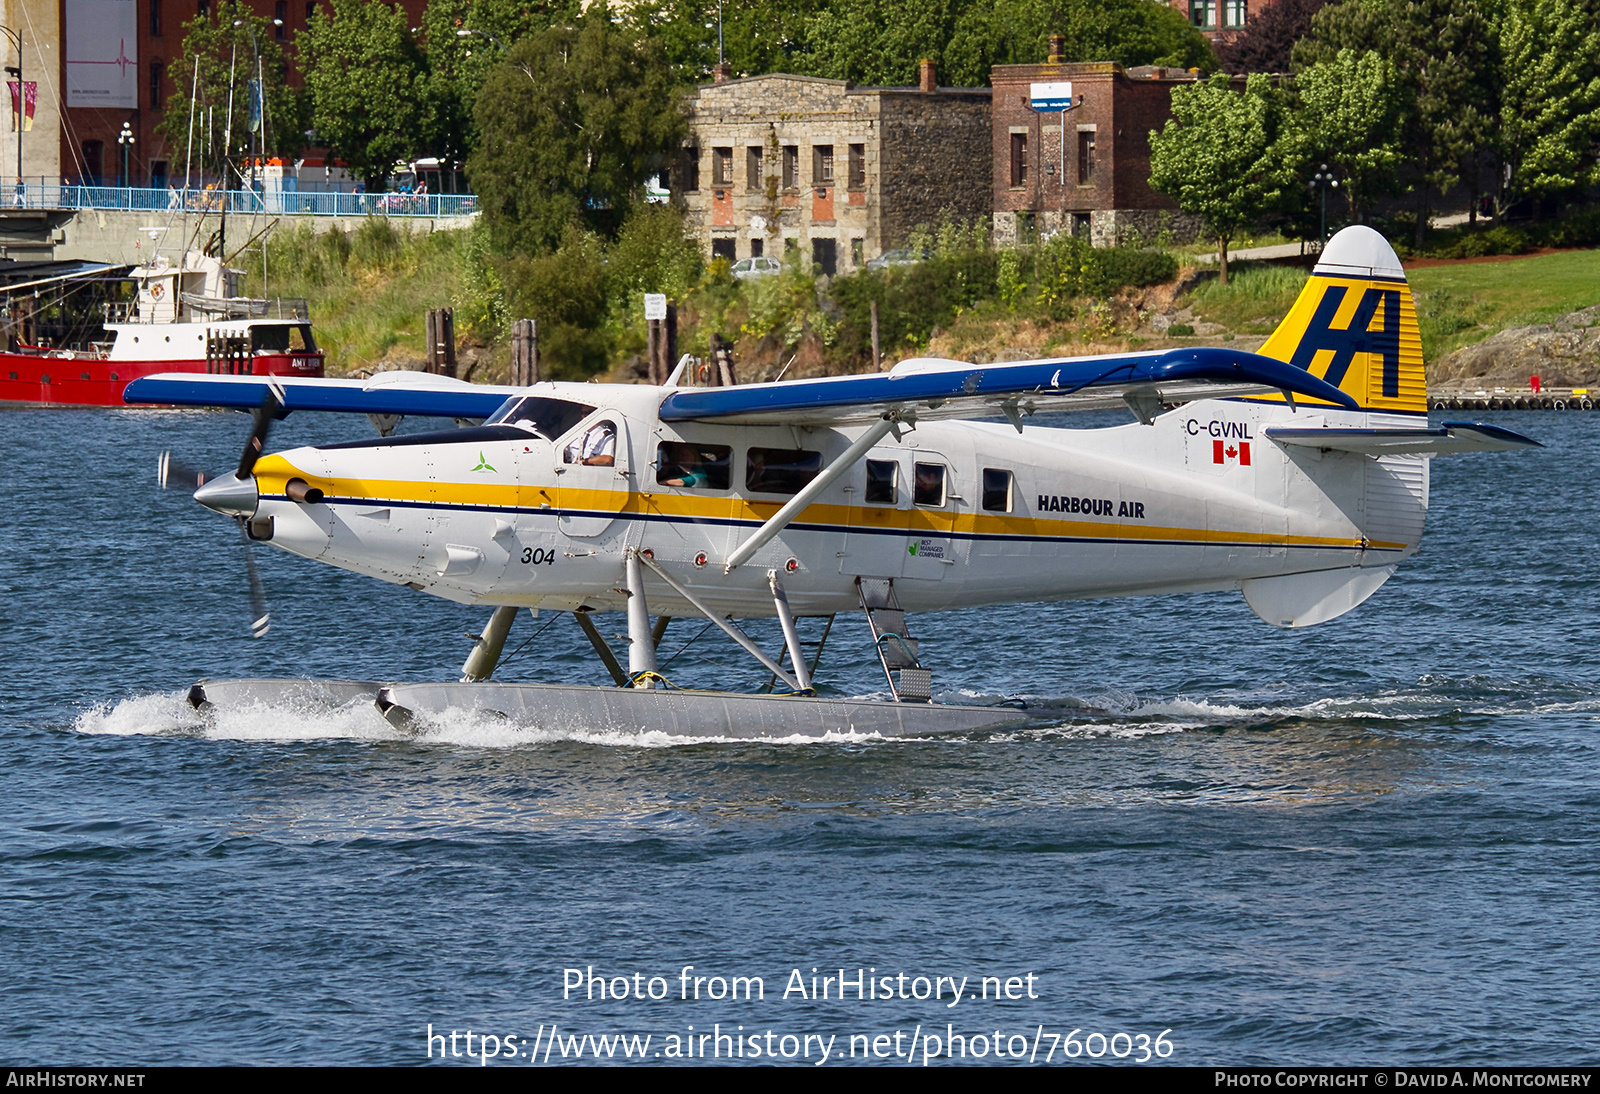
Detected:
[248,383,1425,623]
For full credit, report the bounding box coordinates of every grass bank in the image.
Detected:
[1184,248,1600,361]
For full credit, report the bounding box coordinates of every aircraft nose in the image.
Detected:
[194,471,259,518]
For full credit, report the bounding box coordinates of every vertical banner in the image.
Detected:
[8,81,36,132]
[65,0,138,108]
[247,80,262,133]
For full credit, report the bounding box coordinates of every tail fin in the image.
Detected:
[1255,226,1425,415]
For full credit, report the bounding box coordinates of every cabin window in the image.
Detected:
[251,324,315,353]
[657,442,731,490]
[982,468,1013,512]
[913,462,946,507]
[747,447,821,495]
[483,395,597,439]
[864,459,897,504]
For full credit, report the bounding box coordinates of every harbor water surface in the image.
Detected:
[1,407,1595,1065]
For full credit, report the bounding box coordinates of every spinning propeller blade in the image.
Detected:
[156,389,283,639]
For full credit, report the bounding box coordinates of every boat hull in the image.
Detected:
[0,350,322,407]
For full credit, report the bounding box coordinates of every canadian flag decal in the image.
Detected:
[1213,439,1251,465]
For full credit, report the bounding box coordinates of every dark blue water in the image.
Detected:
[1,407,1595,1066]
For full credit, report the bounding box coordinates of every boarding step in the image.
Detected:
[856,576,930,703]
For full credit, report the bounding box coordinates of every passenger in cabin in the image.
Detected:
[565,420,616,466]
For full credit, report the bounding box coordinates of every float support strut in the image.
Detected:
[768,571,813,692]
[460,605,520,682]
[636,552,804,692]
[625,548,660,686]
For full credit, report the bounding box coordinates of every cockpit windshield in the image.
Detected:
[483,395,597,439]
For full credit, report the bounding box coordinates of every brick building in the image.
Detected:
[678,65,991,275]
[991,53,1206,248]
[12,0,427,188]
[1166,0,1278,42]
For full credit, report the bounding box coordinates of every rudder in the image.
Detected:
[1255,226,1426,416]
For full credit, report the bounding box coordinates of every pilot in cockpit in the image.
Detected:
[564,420,616,466]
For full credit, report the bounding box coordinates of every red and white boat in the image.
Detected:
[0,252,324,407]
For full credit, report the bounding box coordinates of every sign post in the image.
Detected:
[1029,82,1076,185]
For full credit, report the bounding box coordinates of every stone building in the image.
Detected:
[678,65,991,275]
[991,52,1207,248]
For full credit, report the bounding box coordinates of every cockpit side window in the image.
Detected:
[483,396,598,439]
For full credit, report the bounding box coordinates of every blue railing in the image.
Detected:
[8,181,477,218]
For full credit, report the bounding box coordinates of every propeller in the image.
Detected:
[157,387,284,639]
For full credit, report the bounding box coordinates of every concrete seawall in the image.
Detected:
[0,206,475,265]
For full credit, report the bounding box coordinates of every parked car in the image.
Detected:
[730,256,783,280]
[866,247,928,271]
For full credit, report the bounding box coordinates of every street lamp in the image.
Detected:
[0,25,22,198]
[1310,163,1340,245]
[117,120,135,187]
[456,27,505,52]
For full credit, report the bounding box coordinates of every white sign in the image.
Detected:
[1030,81,1074,112]
[644,293,667,321]
[66,0,138,109]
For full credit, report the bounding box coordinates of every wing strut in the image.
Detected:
[724,415,900,573]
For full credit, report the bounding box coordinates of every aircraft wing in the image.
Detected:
[1264,421,1542,456]
[657,347,1359,426]
[122,372,519,419]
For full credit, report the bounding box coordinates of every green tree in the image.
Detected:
[467,10,685,254]
[300,0,428,191]
[418,0,584,188]
[1292,48,1406,221]
[1150,73,1303,282]
[498,226,611,379]
[1297,0,1494,247]
[621,0,818,83]
[943,0,1215,85]
[157,4,304,182]
[1495,0,1600,212]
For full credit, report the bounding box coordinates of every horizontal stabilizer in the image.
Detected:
[1242,565,1397,629]
[123,372,519,419]
[1265,421,1541,457]
[658,346,1358,426]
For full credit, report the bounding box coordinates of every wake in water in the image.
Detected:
[71,672,1600,749]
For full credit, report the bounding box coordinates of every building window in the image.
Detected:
[306,1,317,20]
[848,144,865,190]
[712,146,733,187]
[197,0,209,15]
[781,145,798,189]
[150,0,163,36]
[81,141,104,185]
[1223,0,1246,26]
[812,238,836,276]
[746,146,762,191]
[150,61,164,111]
[711,238,736,262]
[151,160,170,188]
[681,146,700,191]
[851,237,864,266]
[1190,0,1216,28]
[1016,210,1037,245]
[750,238,763,257]
[275,2,287,37]
[812,145,834,186]
[1009,132,1028,188]
[1077,130,1096,185]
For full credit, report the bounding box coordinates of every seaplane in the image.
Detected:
[127,226,1538,739]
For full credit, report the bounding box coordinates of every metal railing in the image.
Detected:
[4,180,477,218]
